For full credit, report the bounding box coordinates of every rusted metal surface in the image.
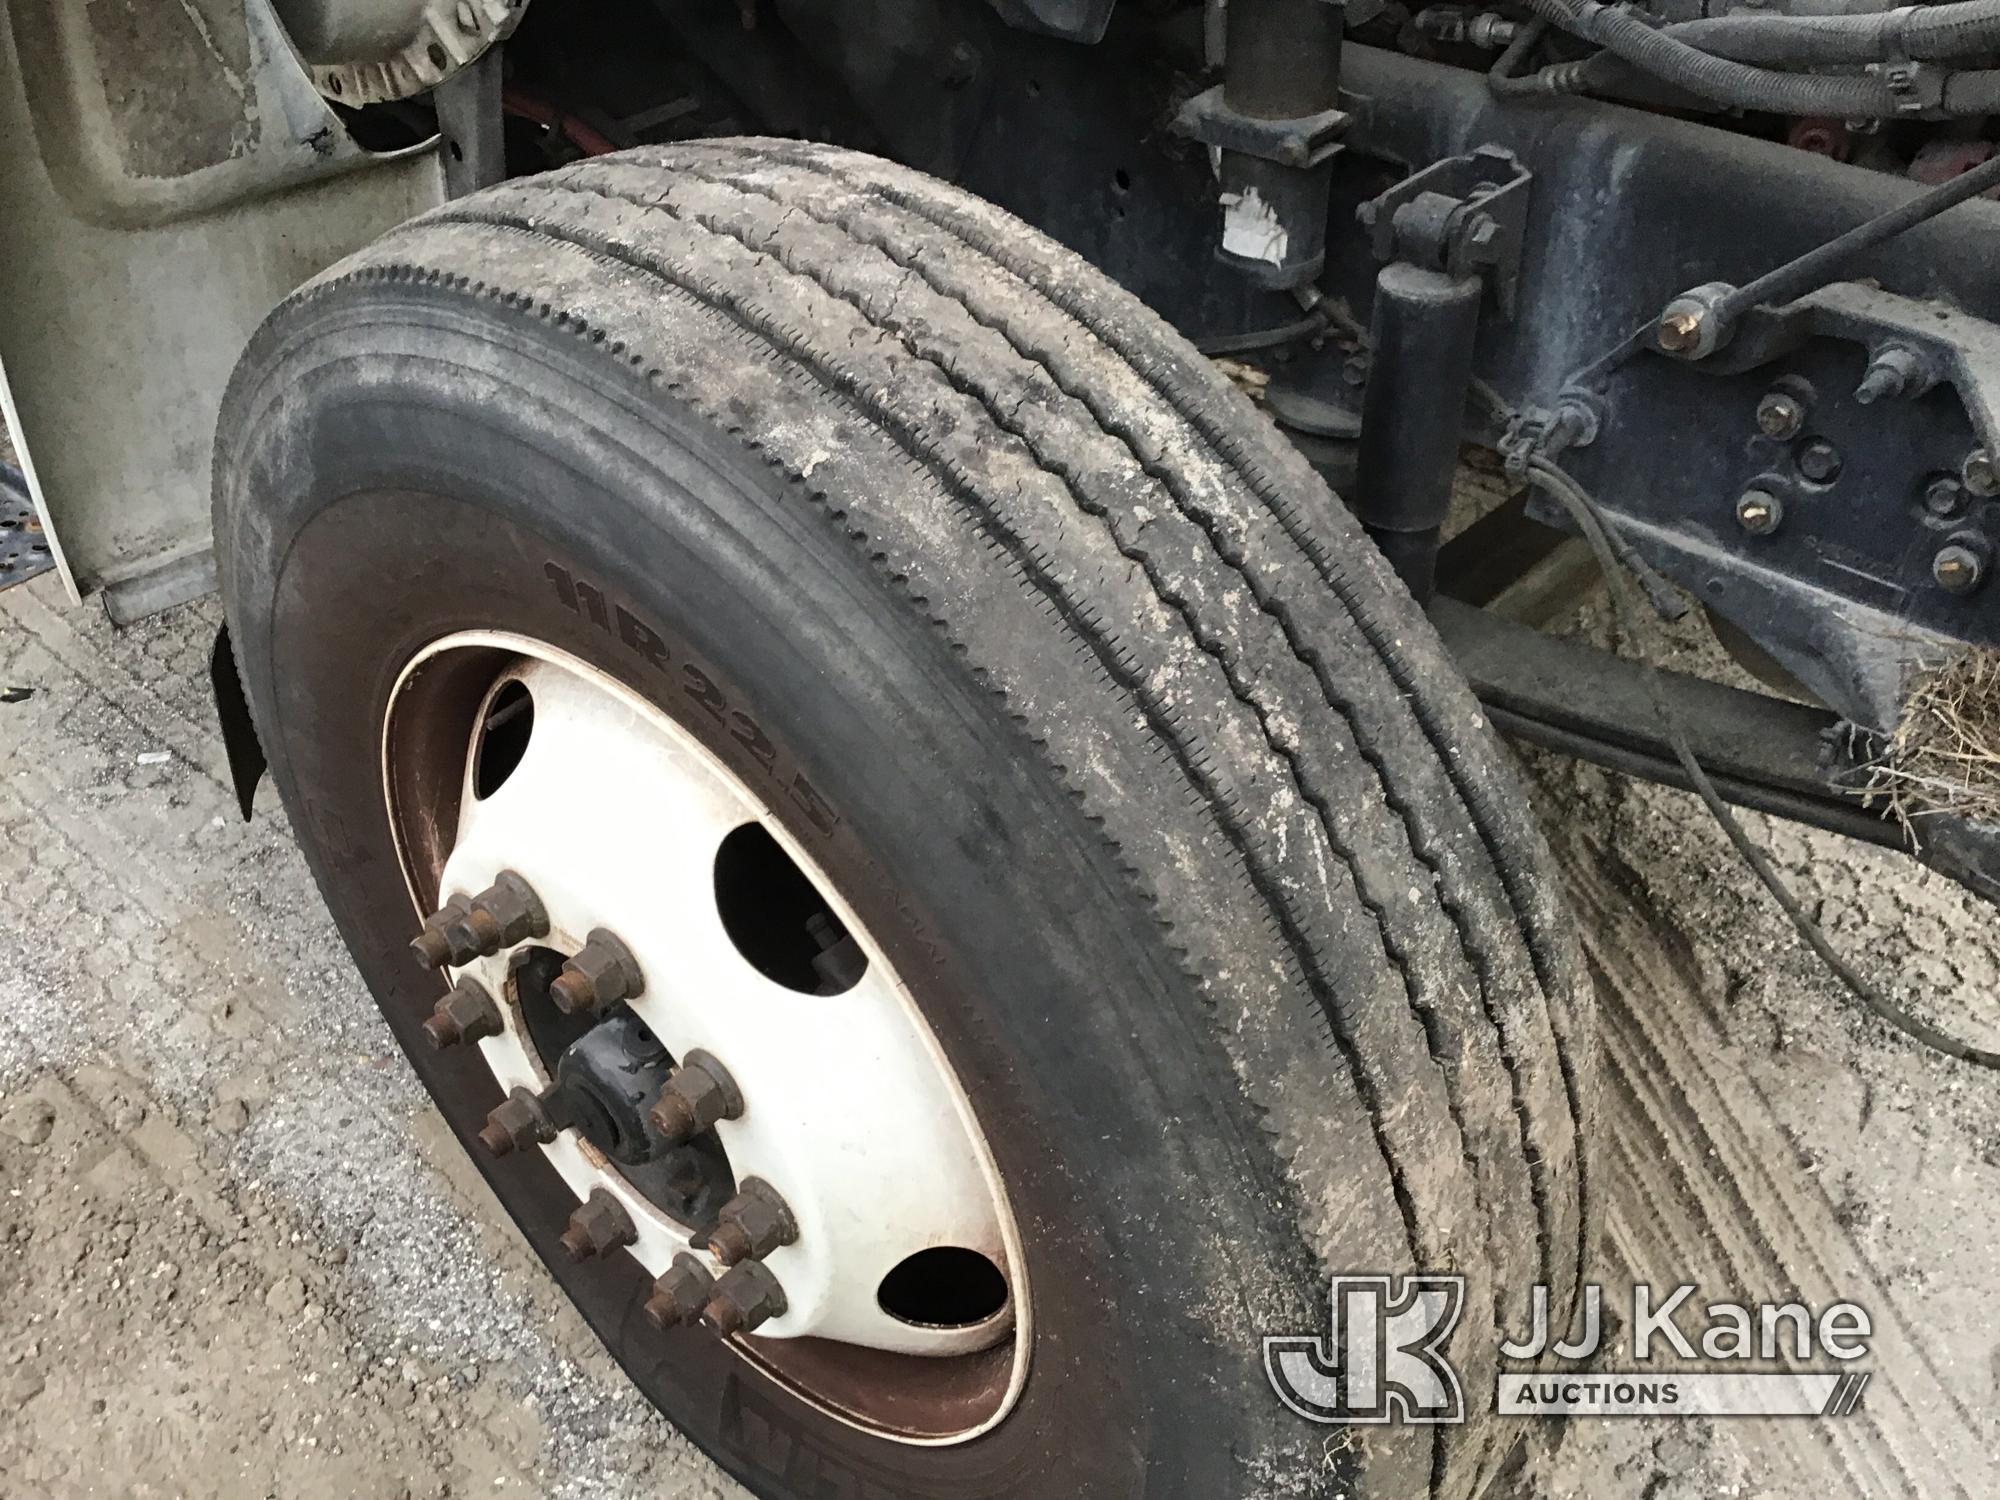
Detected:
[700,1260,788,1337]
[0,464,54,593]
[645,1048,743,1146]
[559,1188,638,1263]
[478,1086,555,1158]
[643,1253,717,1330]
[705,1178,798,1267]
[549,929,643,1015]
[421,976,503,1050]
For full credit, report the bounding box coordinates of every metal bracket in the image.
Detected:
[1173,85,1350,168]
[1357,145,1532,316]
[0,462,55,593]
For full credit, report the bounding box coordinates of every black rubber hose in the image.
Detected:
[1523,0,1903,114]
[1664,0,2000,66]
[1943,68,2000,110]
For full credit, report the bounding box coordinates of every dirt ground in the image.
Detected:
[2,559,1997,1498]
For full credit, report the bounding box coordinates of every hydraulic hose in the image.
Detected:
[1660,1,2000,68]
[1521,0,1906,113]
[1517,0,2000,114]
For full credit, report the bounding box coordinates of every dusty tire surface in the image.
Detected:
[214,142,1594,1499]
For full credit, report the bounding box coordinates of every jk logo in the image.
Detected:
[1264,1275,1467,1424]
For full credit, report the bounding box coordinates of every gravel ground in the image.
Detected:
[2,561,1996,1498]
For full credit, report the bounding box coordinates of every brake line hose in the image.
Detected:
[1512,0,2000,115]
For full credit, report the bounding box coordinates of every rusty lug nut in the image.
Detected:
[700,1260,788,1337]
[478,1086,556,1158]
[705,1178,797,1267]
[423,976,505,1050]
[644,1253,717,1330]
[560,1188,638,1262]
[441,872,548,963]
[410,895,473,970]
[1735,490,1782,536]
[1754,391,1806,440]
[549,929,644,1015]
[648,1049,744,1146]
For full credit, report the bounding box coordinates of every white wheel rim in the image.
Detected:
[382,631,1031,1442]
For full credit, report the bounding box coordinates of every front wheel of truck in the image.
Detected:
[212,141,1595,1499]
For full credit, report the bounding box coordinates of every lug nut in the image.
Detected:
[478,1086,556,1157]
[549,929,644,1015]
[410,895,473,969]
[1796,439,1843,485]
[1735,490,1783,536]
[560,1188,638,1262]
[423,976,504,1049]
[439,872,548,965]
[705,1178,797,1267]
[1934,543,1986,595]
[1925,476,1968,519]
[1965,448,2000,499]
[1755,391,1806,440]
[648,1049,744,1146]
[644,1252,717,1329]
[700,1260,788,1336]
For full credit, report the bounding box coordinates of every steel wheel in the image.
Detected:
[387,633,1028,1441]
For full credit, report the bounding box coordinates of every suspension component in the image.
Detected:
[478,1085,558,1157]
[705,1178,798,1267]
[422,975,504,1049]
[549,928,644,1015]
[647,1049,744,1147]
[560,1188,638,1262]
[700,1260,788,1336]
[644,1252,717,1330]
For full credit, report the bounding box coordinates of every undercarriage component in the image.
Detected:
[1176,0,1348,288]
[269,0,531,105]
[1429,595,2000,902]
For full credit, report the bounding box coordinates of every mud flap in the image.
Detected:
[211,625,267,820]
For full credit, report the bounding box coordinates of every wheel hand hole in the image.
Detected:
[472,679,534,799]
[714,823,867,995]
[877,1247,1008,1329]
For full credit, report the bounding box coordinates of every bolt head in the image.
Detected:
[1735,490,1782,536]
[479,1087,554,1157]
[644,1254,716,1330]
[700,1261,788,1337]
[551,930,642,1015]
[1964,449,2000,498]
[561,1188,638,1262]
[424,976,503,1050]
[1657,307,1704,353]
[1755,392,1805,440]
[1934,544,1985,595]
[648,1050,743,1145]
[706,1178,797,1266]
[1925,477,1968,519]
[1796,439,1843,485]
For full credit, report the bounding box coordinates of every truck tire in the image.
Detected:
[213,141,1595,1500]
